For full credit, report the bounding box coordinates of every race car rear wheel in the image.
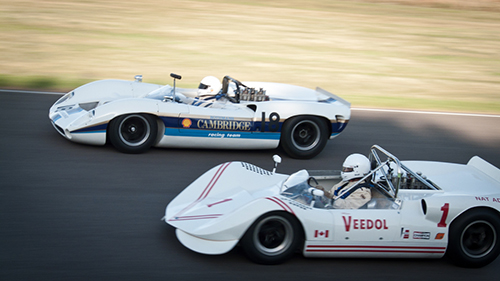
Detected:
[108,114,158,154]
[280,116,328,159]
[241,212,302,265]
[447,209,500,268]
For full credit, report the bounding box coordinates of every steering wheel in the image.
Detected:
[221,76,246,103]
[307,177,319,187]
[214,92,238,103]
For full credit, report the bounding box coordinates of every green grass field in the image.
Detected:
[1,0,500,113]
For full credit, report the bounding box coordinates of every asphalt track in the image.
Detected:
[1,91,500,280]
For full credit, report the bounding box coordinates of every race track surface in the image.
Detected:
[1,91,500,280]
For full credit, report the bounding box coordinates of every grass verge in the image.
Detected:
[1,0,500,114]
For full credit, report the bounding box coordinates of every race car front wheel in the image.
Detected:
[447,209,500,268]
[280,116,328,159]
[241,212,303,265]
[109,114,158,154]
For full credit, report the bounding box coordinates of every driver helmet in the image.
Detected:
[198,76,221,97]
[341,153,370,181]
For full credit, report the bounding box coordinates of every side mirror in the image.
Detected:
[272,154,282,173]
[273,154,282,164]
[170,73,182,80]
[169,73,182,102]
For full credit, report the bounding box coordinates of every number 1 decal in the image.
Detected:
[260,112,280,132]
[438,203,449,227]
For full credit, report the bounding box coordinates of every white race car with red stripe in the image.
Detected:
[163,145,500,267]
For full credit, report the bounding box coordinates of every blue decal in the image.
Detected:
[159,115,284,135]
[164,128,280,140]
[159,116,178,128]
[332,120,349,133]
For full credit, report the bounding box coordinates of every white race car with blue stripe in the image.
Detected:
[49,74,350,158]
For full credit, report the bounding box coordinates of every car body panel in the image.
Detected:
[164,145,500,262]
[49,76,350,156]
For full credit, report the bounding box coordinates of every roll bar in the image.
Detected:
[334,144,439,201]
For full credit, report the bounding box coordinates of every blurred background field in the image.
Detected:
[1,0,500,113]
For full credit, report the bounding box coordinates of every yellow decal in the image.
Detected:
[182,118,192,128]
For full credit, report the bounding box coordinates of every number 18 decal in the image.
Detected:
[261,112,280,132]
[438,203,449,227]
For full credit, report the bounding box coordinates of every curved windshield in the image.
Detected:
[144,85,173,100]
[280,178,331,209]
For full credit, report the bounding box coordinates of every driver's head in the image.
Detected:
[198,76,221,97]
[341,153,370,181]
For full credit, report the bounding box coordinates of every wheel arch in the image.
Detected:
[281,114,332,137]
[239,209,307,264]
[421,195,500,228]
[241,210,306,249]
[445,205,500,267]
[278,114,331,159]
[449,206,500,227]
[105,112,164,145]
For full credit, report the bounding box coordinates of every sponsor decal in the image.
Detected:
[314,230,330,238]
[207,132,242,138]
[402,228,410,239]
[413,231,431,240]
[342,216,388,232]
[435,233,445,240]
[196,119,251,131]
[182,118,192,128]
[475,196,500,203]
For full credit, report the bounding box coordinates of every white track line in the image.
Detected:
[353,107,500,118]
[0,89,64,95]
[2,88,499,118]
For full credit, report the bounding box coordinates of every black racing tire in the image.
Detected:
[240,212,303,265]
[108,114,158,154]
[280,116,328,159]
[447,209,500,268]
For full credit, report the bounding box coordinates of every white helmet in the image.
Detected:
[341,153,370,181]
[198,76,221,97]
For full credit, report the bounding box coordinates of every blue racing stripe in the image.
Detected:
[74,130,107,134]
[164,128,280,140]
[72,123,108,134]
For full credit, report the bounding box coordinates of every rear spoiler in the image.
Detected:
[468,156,500,183]
[316,87,351,107]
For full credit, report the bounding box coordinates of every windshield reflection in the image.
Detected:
[280,179,331,209]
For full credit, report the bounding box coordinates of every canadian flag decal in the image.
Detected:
[314,230,329,238]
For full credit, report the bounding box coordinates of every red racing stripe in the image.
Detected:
[170,214,222,221]
[266,197,295,215]
[199,162,231,201]
[305,245,446,254]
[207,198,233,208]
[170,162,232,220]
